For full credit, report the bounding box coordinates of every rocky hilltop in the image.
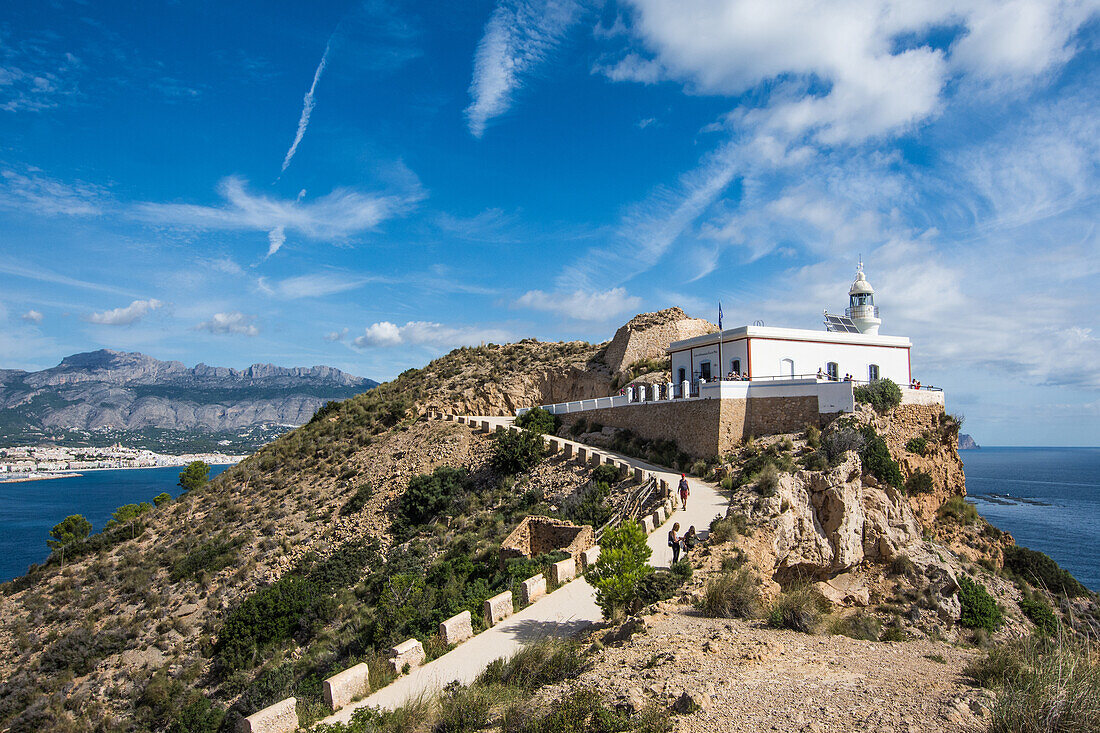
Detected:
[0,311,1094,733]
[0,350,376,452]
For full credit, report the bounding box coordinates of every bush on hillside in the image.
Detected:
[1019,596,1059,635]
[858,425,903,488]
[514,407,560,435]
[708,514,742,544]
[958,575,1003,631]
[169,535,244,582]
[755,463,780,497]
[823,427,865,463]
[637,568,687,606]
[854,378,902,413]
[767,584,827,633]
[699,568,760,619]
[340,482,374,516]
[1003,545,1087,597]
[591,463,622,485]
[905,437,928,455]
[587,521,652,619]
[215,575,319,672]
[477,637,590,691]
[938,495,979,524]
[904,471,935,495]
[395,466,470,532]
[827,612,882,641]
[492,429,546,476]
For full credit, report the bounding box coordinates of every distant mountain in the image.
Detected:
[958,434,980,450]
[0,350,377,452]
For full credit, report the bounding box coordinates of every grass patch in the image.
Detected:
[767,585,827,634]
[699,568,761,619]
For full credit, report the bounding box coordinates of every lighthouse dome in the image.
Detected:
[849,269,875,296]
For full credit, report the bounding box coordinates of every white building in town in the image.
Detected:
[668,263,910,386]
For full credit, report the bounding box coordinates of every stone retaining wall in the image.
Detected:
[238,697,298,733]
[500,516,595,563]
[323,664,369,711]
[559,396,827,458]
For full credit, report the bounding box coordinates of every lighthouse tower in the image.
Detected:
[846,260,881,335]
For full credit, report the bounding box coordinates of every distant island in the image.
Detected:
[958,433,980,450]
[0,350,376,453]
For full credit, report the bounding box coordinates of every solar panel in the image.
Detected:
[824,313,860,333]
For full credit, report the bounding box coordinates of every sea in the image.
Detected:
[0,464,232,583]
[962,447,1100,592]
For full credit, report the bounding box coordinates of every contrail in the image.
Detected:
[280,37,333,174]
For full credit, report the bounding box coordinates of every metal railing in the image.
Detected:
[846,305,879,318]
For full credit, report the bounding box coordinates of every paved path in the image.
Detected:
[320,415,728,722]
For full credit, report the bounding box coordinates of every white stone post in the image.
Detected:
[681,380,690,399]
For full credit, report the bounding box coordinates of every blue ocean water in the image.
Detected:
[0,464,231,583]
[962,447,1099,592]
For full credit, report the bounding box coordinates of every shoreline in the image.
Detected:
[0,460,241,484]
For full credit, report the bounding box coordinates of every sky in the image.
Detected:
[0,0,1098,446]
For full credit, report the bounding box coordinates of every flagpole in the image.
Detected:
[718,301,724,383]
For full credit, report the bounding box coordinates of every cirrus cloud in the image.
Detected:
[514,287,642,321]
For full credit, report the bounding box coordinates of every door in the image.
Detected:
[826,362,839,381]
[699,361,712,382]
[781,358,794,377]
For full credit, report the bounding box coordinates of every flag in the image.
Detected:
[718,301,723,330]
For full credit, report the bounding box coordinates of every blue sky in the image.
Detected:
[1,0,1098,446]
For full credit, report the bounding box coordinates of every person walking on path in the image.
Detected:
[668,522,681,564]
[678,475,690,510]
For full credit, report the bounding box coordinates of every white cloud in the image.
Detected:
[133,176,423,249]
[257,272,381,299]
[85,298,162,326]
[514,287,643,321]
[20,309,43,323]
[353,320,512,349]
[266,226,286,257]
[606,0,1097,144]
[465,0,586,137]
[281,38,332,173]
[324,328,348,342]
[194,311,259,336]
[0,168,104,216]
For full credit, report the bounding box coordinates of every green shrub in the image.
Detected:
[708,514,744,544]
[434,682,500,733]
[566,480,613,528]
[755,463,780,497]
[938,496,979,524]
[154,492,173,507]
[492,429,546,476]
[806,425,822,449]
[853,378,902,413]
[958,576,1003,631]
[637,570,683,605]
[1018,596,1058,635]
[38,625,127,676]
[801,451,828,471]
[904,471,935,494]
[477,637,589,691]
[214,575,318,672]
[395,467,470,532]
[169,535,243,582]
[823,427,865,462]
[767,585,827,633]
[591,463,622,485]
[879,623,908,642]
[587,521,652,619]
[986,637,1099,732]
[858,425,903,488]
[1003,545,1087,597]
[514,407,561,436]
[178,460,211,492]
[905,437,928,455]
[699,568,760,619]
[340,483,374,516]
[168,693,224,733]
[827,612,881,641]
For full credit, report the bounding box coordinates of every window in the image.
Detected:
[781,358,794,377]
[678,367,686,384]
[699,361,712,381]
[868,364,880,381]
[730,359,741,376]
[826,362,839,381]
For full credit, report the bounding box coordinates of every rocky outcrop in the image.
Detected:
[603,308,715,376]
[772,454,922,582]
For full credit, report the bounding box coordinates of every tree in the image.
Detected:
[47,514,91,567]
[587,520,653,619]
[178,461,210,493]
[108,502,153,539]
[154,492,172,507]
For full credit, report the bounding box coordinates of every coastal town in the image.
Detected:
[0,444,243,482]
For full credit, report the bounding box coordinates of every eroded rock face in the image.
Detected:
[773,454,922,581]
[603,308,716,376]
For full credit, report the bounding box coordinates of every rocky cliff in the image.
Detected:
[0,350,376,451]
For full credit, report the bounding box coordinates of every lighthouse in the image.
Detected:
[846,260,881,335]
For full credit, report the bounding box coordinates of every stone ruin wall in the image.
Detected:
[500,516,595,563]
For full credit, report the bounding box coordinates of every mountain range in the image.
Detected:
[0,350,377,452]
